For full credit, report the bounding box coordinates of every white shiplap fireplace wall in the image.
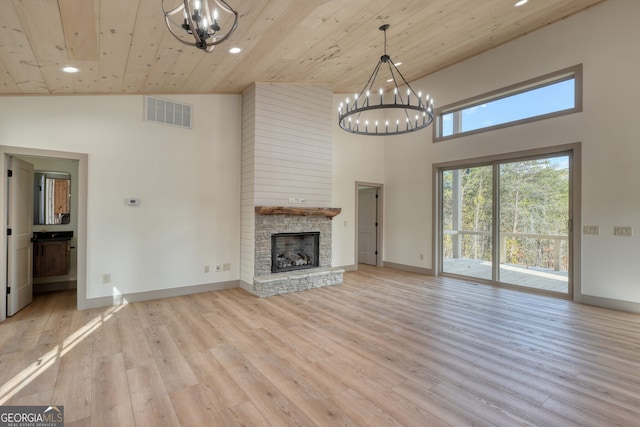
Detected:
[240,83,341,295]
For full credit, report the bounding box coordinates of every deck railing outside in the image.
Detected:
[443,230,568,271]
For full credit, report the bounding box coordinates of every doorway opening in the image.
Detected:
[1,146,88,322]
[356,182,383,267]
[434,144,580,298]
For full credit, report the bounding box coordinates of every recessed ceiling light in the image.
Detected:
[229,47,242,54]
[514,0,528,7]
[61,66,80,73]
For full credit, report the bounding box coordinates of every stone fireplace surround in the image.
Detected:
[251,206,344,297]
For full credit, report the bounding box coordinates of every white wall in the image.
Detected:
[0,94,241,303]
[240,85,256,285]
[331,99,386,268]
[369,0,640,306]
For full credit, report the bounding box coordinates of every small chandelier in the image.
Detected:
[162,0,238,52]
[338,24,434,136]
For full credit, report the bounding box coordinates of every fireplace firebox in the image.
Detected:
[271,232,320,273]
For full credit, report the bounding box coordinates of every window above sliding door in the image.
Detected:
[435,65,582,141]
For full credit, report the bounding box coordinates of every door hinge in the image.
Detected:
[375,194,379,199]
[7,228,11,236]
[375,222,378,227]
[6,287,10,294]
[375,251,378,255]
[7,169,12,177]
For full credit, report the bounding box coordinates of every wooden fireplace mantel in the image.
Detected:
[255,206,341,218]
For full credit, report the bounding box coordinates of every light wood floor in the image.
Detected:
[2,265,640,426]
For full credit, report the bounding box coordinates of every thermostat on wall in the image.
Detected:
[126,198,141,206]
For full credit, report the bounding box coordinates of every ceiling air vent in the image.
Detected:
[144,96,192,129]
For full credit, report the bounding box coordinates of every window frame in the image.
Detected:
[433,64,583,142]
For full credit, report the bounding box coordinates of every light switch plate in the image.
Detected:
[614,226,633,237]
[583,225,599,235]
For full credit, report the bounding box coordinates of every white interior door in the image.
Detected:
[358,187,378,265]
[7,156,34,316]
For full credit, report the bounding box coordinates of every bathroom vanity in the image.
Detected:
[32,231,73,278]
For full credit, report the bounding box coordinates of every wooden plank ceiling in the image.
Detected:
[0,0,607,95]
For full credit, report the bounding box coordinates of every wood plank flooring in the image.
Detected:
[2,265,640,426]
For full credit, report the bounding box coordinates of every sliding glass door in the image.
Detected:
[439,153,571,295]
[498,156,569,293]
[441,165,493,281]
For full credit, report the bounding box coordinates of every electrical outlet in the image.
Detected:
[288,197,296,204]
[204,265,210,273]
[583,225,599,235]
[614,226,633,237]
[102,274,111,284]
[216,265,222,272]
[223,263,231,271]
[298,198,305,204]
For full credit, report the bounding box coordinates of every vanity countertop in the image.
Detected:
[32,231,73,241]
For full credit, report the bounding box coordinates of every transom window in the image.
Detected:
[435,65,582,141]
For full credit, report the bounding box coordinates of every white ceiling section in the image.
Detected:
[0,0,607,95]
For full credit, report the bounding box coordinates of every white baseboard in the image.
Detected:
[78,280,239,310]
[578,294,640,314]
[382,261,433,276]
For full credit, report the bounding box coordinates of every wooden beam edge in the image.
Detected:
[255,206,342,218]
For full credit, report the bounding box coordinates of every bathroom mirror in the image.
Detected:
[33,171,71,225]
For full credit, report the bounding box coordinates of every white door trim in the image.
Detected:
[0,146,88,322]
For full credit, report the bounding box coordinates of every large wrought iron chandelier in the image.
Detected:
[162,0,238,52]
[338,24,434,136]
